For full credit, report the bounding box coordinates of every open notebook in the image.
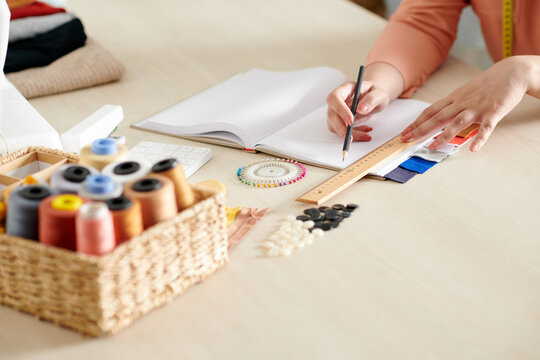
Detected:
[134,67,430,171]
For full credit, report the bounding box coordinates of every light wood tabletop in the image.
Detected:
[1,0,540,359]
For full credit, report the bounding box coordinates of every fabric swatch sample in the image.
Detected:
[384,166,417,183]
[457,124,480,138]
[227,207,270,250]
[449,130,478,146]
[9,1,65,20]
[7,0,35,10]
[7,39,126,98]
[5,17,86,73]
[399,156,437,174]
[413,144,459,162]
[9,12,74,43]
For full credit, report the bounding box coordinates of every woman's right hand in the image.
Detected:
[326,63,405,141]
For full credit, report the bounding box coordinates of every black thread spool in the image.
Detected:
[6,185,52,240]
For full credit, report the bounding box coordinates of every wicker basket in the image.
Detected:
[0,147,229,336]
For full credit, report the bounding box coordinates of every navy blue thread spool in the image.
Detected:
[102,160,151,185]
[50,164,98,194]
[78,174,123,201]
[6,185,52,240]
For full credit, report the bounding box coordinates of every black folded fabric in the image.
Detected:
[4,17,87,73]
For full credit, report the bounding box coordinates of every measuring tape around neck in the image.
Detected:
[502,0,513,58]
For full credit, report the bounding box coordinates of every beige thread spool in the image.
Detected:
[151,158,195,212]
[79,138,129,171]
[123,174,178,229]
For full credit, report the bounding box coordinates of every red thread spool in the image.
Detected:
[123,174,178,229]
[105,196,143,244]
[39,194,86,251]
[76,202,115,256]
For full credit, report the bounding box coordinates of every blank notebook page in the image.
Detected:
[258,99,430,170]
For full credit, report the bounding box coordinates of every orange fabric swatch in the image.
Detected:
[7,0,35,10]
[456,124,480,138]
[449,130,478,145]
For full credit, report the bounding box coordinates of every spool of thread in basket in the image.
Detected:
[151,158,195,211]
[78,174,123,201]
[6,185,52,241]
[76,202,115,255]
[79,138,129,171]
[105,196,143,244]
[50,164,98,194]
[39,194,86,250]
[123,174,178,229]
[102,160,152,185]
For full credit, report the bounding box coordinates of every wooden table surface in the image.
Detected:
[1,0,539,359]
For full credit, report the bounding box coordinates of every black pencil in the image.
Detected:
[342,65,365,161]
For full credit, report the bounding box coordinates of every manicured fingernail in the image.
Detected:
[358,104,369,114]
[428,140,439,150]
[401,133,413,142]
[470,143,478,152]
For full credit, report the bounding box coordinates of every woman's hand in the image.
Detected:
[401,56,540,151]
[327,63,405,141]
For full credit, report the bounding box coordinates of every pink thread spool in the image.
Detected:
[76,202,115,256]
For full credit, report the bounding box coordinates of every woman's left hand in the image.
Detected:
[400,56,536,152]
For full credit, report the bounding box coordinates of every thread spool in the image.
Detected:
[102,160,152,185]
[105,196,143,244]
[151,158,195,211]
[76,202,115,256]
[79,138,129,171]
[78,174,123,201]
[50,164,98,194]
[6,185,52,240]
[39,194,86,250]
[123,174,178,229]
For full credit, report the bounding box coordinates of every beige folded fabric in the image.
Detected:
[6,39,125,99]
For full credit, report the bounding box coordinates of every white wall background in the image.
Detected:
[385,0,493,69]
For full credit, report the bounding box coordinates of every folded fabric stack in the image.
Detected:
[5,0,125,98]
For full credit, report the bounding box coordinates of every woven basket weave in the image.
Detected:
[0,147,229,336]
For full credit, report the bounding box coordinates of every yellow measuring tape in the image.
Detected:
[502,0,513,58]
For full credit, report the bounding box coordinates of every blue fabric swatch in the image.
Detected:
[384,167,417,183]
[399,156,437,174]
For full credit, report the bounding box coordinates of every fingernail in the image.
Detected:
[428,140,439,150]
[470,143,478,152]
[401,133,413,142]
[358,104,369,114]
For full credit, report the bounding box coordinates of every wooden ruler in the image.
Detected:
[502,0,513,58]
[296,134,415,205]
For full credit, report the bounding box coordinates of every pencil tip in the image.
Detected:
[342,150,347,161]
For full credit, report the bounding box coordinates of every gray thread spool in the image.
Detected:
[50,164,98,194]
[6,185,52,240]
[102,160,151,185]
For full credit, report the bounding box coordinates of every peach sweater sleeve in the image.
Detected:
[366,0,468,98]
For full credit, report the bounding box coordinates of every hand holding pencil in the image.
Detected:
[342,65,365,161]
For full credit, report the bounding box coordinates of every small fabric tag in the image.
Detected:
[413,144,459,162]
[399,156,437,174]
[384,166,417,183]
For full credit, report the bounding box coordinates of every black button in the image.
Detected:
[341,211,351,218]
[296,215,310,221]
[332,204,344,210]
[304,208,320,216]
[318,206,329,211]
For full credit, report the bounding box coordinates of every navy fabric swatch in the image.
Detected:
[399,156,437,174]
[384,167,417,183]
[5,18,86,73]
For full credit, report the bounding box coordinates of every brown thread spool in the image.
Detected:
[39,194,87,251]
[105,196,143,244]
[76,202,115,256]
[123,174,178,229]
[79,138,129,171]
[151,158,195,211]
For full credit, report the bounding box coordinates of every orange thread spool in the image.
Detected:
[151,158,195,211]
[123,174,178,229]
[76,202,115,256]
[105,196,143,244]
[39,194,86,250]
